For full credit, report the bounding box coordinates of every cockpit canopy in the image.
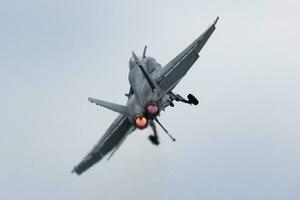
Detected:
[129,56,160,73]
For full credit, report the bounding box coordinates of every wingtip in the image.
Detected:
[214,16,219,25]
[88,97,93,103]
[71,167,81,176]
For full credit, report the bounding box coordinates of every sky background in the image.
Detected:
[1,0,300,199]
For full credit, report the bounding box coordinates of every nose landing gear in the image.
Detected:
[148,120,160,146]
[148,135,160,145]
[148,118,176,146]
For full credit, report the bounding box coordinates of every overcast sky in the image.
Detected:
[1,0,300,199]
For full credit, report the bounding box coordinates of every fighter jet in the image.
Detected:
[72,17,219,175]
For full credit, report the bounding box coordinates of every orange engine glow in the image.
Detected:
[134,115,148,129]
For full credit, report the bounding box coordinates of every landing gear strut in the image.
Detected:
[148,118,176,146]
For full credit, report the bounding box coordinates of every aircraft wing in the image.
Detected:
[157,17,219,93]
[72,114,134,175]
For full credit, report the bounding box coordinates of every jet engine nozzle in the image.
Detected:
[146,103,159,117]
[134,115,148,129]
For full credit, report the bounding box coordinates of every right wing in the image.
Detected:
[157,17,219,93]
[72,114,134,175]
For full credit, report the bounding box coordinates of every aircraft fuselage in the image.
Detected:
[127,56,168,129]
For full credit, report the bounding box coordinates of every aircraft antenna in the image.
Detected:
[142,45,147,58]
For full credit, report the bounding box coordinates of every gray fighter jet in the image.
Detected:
[72,17,219,175]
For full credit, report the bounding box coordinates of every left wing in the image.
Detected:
[157,17,219,93]
[72,114,134,175]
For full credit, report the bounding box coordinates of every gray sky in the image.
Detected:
[1,0,300,199]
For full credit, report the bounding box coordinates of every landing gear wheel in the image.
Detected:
[148,135,160,146]
[187,94,199,105]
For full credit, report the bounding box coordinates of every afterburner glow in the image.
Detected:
[134,115,148,129]
[146,103,159,117]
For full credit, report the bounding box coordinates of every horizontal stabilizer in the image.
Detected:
[88,97,128,115]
